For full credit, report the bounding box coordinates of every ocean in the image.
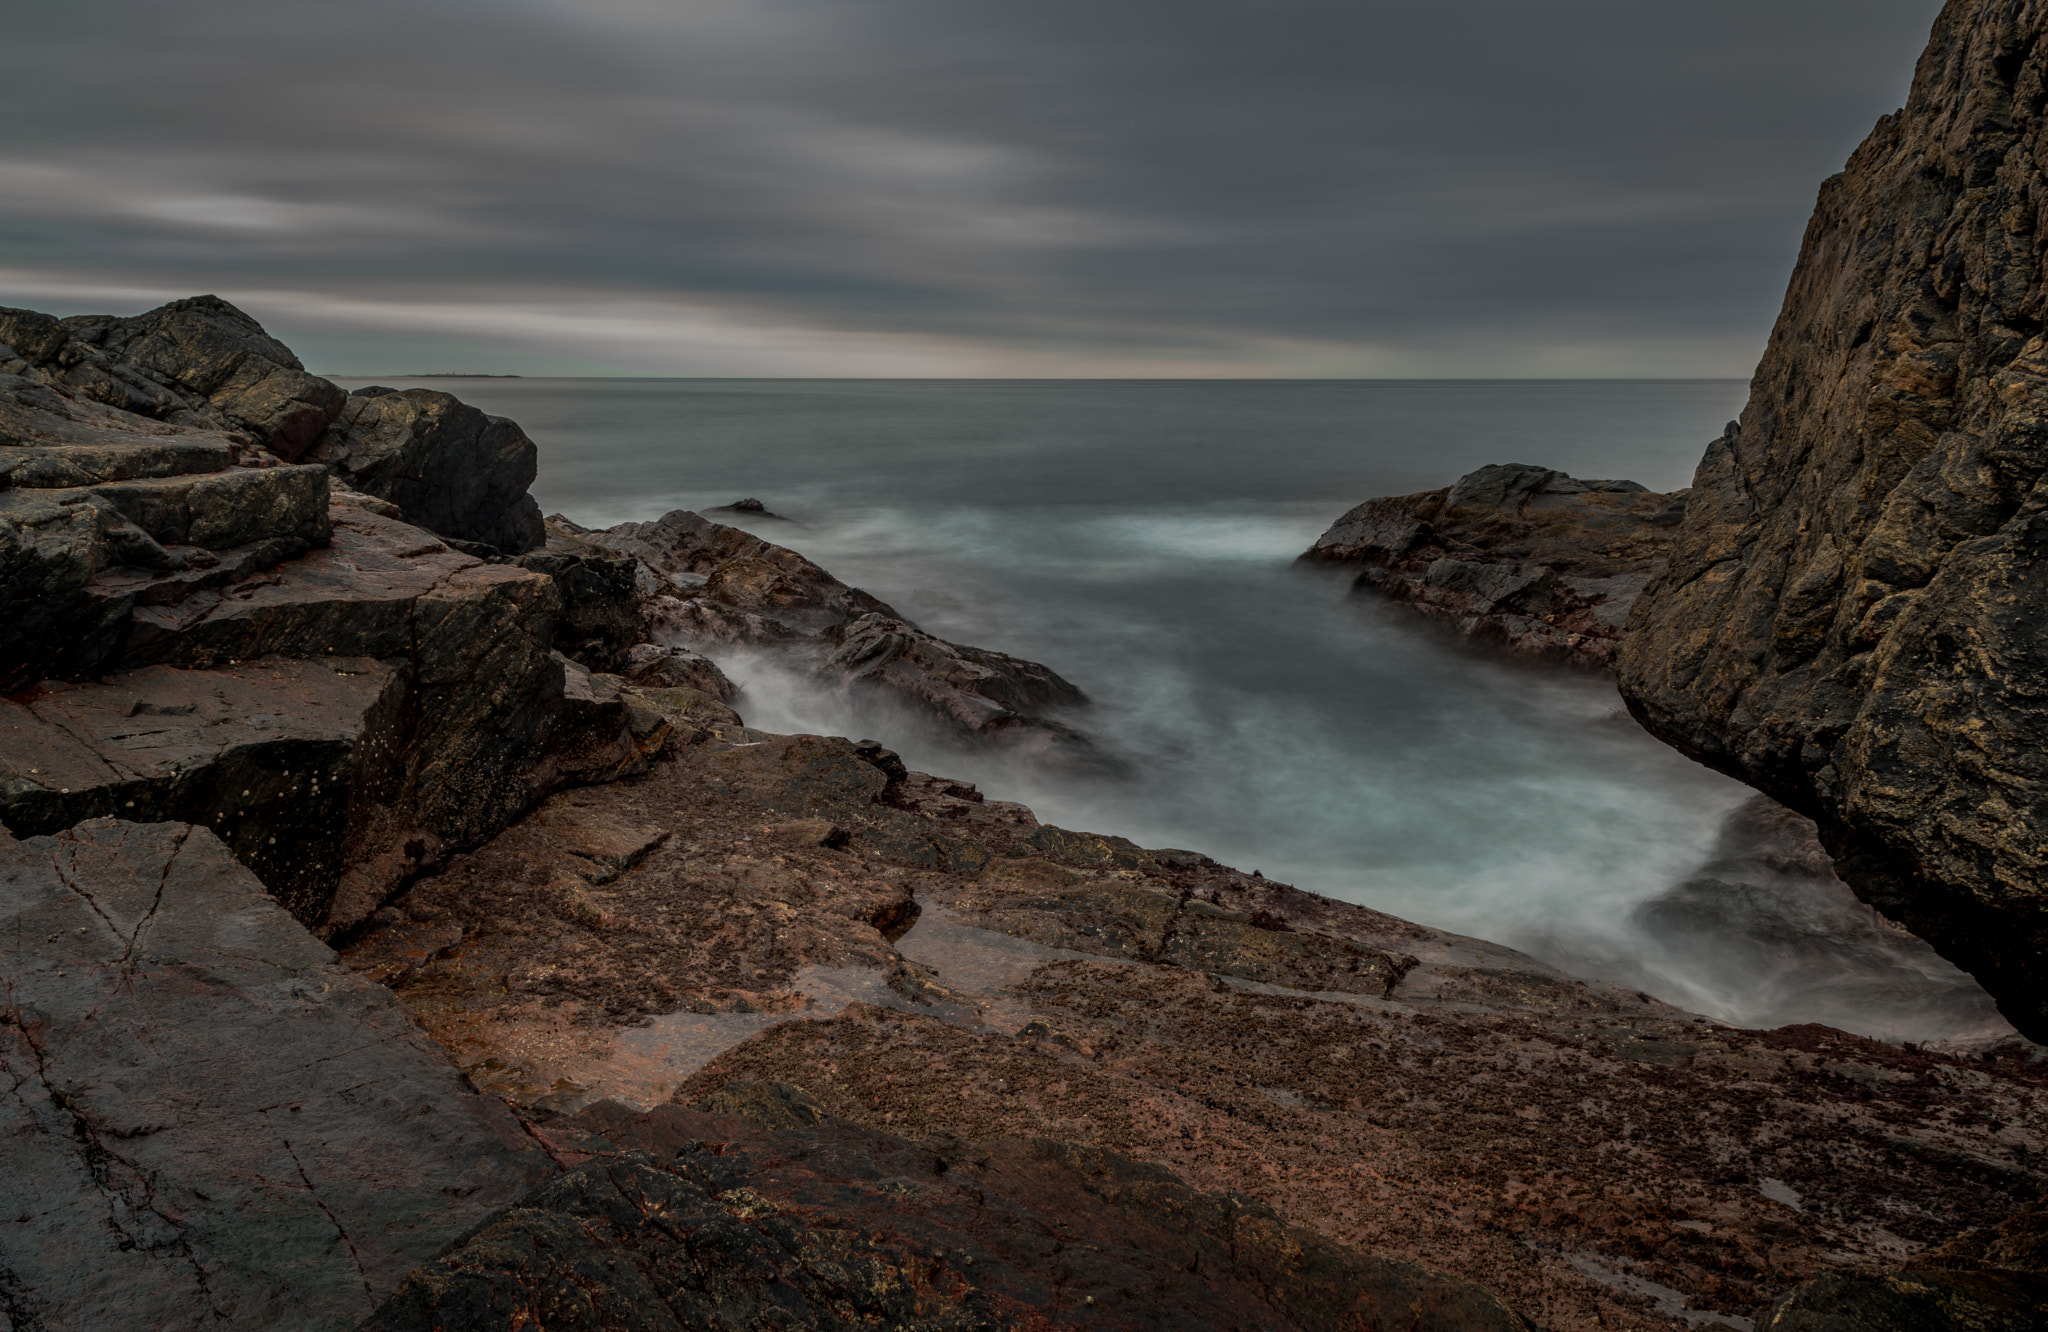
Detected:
[337,377,2011,1043]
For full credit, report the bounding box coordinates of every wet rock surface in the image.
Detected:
[341,715,2048,1331]
[361,1098,1530,1332]
[1616,0,2048,1044]
[0,818,554,1331]
[567,508,1098,760]
[1303,463,1687,670]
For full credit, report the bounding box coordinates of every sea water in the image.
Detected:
[337,377,2012,1042]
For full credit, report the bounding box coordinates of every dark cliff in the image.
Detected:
[1619,0,2048,1039]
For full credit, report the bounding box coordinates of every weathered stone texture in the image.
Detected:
[1619,0,2048,1040]
[309,387,545,553]
[575,508,1095,758]
[1,297,547,553]
[362,1111,1531,1332]
[0,819,554,1331]
[1304,464,1686,670]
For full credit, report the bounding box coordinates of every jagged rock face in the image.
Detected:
[310,387,545,553]
[1618,0,2048,1040]
[1304,464,1686,670]
[576,509,1098,760]
[0,818,554,1330]
[0,496,659,932]
[0,297,546,554]
[0,295,346,457]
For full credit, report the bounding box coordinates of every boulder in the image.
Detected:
[621,641,736,698]
[308,387,544,553]
[0,818,554,1331]
[0,298,548,555]
[1303,465,1686,670]
[1617,0,2048,1040]
[0,295,346,457]
[0,497,658,932]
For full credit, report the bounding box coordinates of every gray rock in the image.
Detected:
[0,818,555,1331]
[1,295,347,457]
[308,388,545,553]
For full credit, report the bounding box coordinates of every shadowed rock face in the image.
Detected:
[309,387,544,554]
[1617,0,2048,1041]
[1304,464,1687,670]
[362,1098,1533,1332]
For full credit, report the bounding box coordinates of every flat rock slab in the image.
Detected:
[0,657,404,923]
[0,818,554,1331]
[364,1100,1531,1332]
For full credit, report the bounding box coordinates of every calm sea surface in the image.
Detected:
[337,378,2008,1040]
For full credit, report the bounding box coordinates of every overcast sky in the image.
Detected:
[2,1,1941,377]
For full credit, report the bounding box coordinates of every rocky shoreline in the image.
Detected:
[16,12,2048,1313]
[1300,462,1688,672]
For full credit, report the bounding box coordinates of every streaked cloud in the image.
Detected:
[0,0,1943,376]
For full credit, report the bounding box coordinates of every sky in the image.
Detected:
[2,0,1943,378]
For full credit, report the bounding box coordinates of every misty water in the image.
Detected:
[342,377,2013,1044]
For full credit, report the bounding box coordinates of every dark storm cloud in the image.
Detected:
[0,0,1942,374]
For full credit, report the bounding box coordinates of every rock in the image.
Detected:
[0,298,549,555]
[0,817,554,1330]
[341,716,2048,1330]
[575,508,1097,757]
[0,295,347,457]
[1760,1192,2048,1330]
[509,522,644,672]
[0,498,659,932]
[362,1106,1531,1332]
[307,387,544,553]
[0,404,332,691]
[1615,1,2048,1040]
[1304,465,1686,669]
[715,496,784,518]
[621,642,736,699]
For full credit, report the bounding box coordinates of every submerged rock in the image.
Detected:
[1303,463,1687,670]
[1616,0,2048,1042]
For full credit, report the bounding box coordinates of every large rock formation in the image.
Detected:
[1618,0,2048,1041]
[0,302,662,934]
[1303,464,1687,669]
[1,297,544,553]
